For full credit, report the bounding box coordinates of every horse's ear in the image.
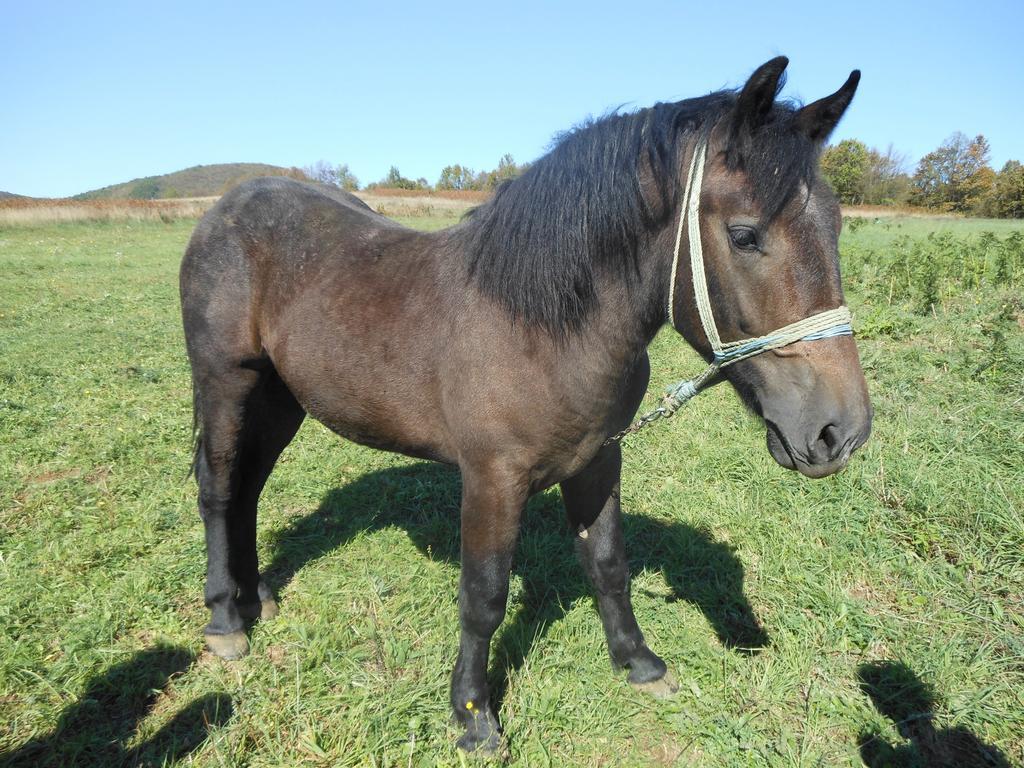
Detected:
[794,70,861,142]
[733,56,789,133]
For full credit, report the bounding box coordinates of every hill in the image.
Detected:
[73,162,306,200]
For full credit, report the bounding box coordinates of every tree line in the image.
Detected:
[300,154,530,194]
[302,134,1023,219]
[820,133,1024,218]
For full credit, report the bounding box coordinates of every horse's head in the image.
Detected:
[671,57,872,478]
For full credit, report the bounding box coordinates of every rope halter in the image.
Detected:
[605,138,853,444]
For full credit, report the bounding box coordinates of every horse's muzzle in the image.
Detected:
[765,405,872,478]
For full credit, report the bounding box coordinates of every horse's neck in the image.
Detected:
[575,243,672,372]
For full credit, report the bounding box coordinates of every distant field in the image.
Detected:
[0,213,1022,766]
[355,191,478,228]
[0,197,218,226]
[6,189,1008,231]
[0,189,479,229]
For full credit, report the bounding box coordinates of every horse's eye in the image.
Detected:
[728,226,760,252]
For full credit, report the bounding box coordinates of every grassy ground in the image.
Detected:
[0,213,1021,767]
[0,192,475,230]
[0,198,217,227]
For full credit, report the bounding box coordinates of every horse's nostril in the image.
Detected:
[817,423,842,459]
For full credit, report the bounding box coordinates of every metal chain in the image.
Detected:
[603,366,718,446]
[603,402,673,445]
[603,384,694,445]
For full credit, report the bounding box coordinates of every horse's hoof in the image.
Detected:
[205,631,250,660]
[456,728,501,756]
[630,669,679,699]
[260,598,280,621]
[455,708,502,756]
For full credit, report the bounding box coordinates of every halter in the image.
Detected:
[605,138,853,444]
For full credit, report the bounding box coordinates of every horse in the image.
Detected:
[179,56,872,753]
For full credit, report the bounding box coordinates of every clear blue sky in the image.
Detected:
[3,0,1022,198]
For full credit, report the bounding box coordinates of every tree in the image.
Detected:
[373,166,427,191]
[480,154,527,191]
[820,140,870,204]
[303,160,339,186]
[129,178,161,199]
[820,140,911,206]
[911,133,993,212]
[487,153,520,189]
[302,161,359,190]
[437,164,476,191]
[987,160,1024,219]
[336,164,359,190]
[435,155,528,192]
[963,166,997,214]
[862,145,911,205]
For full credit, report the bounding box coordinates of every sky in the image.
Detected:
[3,0,1022,198]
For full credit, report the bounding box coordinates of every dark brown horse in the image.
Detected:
[180,57,872,753]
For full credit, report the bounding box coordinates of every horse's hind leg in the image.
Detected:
[228,368,305,623]
[560,444,678,697]
[194,363,304,659]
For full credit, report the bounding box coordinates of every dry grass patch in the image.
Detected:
[0,188,485,228]
[354,191,480,222]
[0,197,217,226]
[357,187,489,201]
[842,204,962,219]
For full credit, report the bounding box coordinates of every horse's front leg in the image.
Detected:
[451,462,527,754]
[560,443,678,696]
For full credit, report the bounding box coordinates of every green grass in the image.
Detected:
[1,215,1022,766]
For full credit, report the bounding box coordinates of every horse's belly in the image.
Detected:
[271,343,456,465]
[325,423,455,464]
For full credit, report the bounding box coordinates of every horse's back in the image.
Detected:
[187,176,398,253]
[181,176,415,322]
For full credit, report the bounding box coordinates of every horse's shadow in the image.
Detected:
[262,462,767,704]
[0,647,231,768]
[857,661,1010,768]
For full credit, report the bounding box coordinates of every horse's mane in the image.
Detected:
[460,89,819,333]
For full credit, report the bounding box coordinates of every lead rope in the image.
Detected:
[605,139,853,445]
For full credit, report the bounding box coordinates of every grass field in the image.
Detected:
[0,190,478,229]
[1,211,1022,766]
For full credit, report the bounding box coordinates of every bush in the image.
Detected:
[845,229,1023,313]
[129,179,161,200]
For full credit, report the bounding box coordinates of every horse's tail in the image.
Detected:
[188,375,203,481]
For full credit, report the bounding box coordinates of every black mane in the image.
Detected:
[461,90,819,332]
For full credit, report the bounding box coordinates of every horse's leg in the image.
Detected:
[560,444,678,697]
[230,369,305,626]
[195,365,304,660]
[450,463,527,754]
